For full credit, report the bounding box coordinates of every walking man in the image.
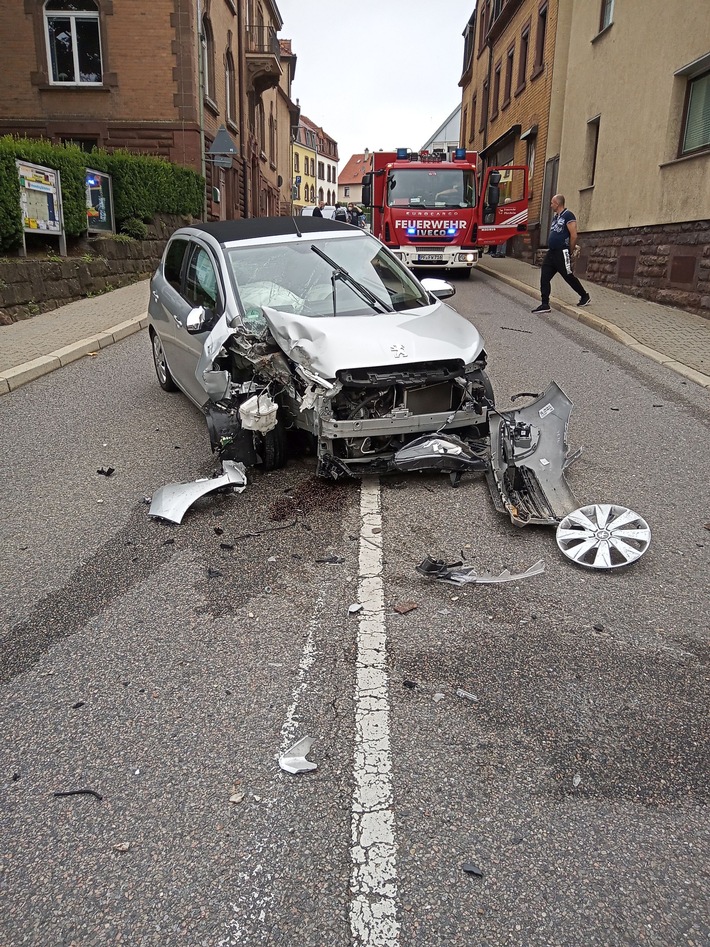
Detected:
[532,194,590,313]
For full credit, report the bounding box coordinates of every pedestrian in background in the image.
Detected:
[313,199,325,218]
[334,202,348,221]
[347,202,360,226]
[532,194,590,314]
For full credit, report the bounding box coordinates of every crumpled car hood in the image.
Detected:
[261,302,483,379]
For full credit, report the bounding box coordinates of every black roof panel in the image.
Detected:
[190,216,355,244]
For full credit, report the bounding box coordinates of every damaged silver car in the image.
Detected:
[148,217,493,479]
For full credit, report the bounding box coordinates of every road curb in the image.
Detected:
[0,313,148,395]
[476,263,710,389]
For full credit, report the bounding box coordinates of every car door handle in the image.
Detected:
[173,314,183,328]
[152,291,159,301]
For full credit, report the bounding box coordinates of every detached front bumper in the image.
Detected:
[391,247,478,270]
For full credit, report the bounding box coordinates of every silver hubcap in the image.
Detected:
[152,335,167,384]
[556,504,651,570]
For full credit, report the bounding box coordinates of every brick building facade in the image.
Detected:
[460,0,557,257]
[460,0,710,315]
[0,0,300,220]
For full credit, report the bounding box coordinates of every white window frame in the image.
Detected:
[44,1,102,86]
[225,50,236,123]
[682,69,710,155]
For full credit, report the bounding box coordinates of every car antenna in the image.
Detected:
[291,215,302,238]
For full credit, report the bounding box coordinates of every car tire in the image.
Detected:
[151,329,178,392]
[259,420,288,470]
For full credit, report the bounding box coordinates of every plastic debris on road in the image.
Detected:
[149,460,247,524]
[416,556,545,585]
[279,736,317,774]
[456,689,479,702]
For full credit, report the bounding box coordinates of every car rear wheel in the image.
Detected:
[151,330,177,392]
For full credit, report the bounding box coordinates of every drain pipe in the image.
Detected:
[237,0,249,217]
[196,0,207,219]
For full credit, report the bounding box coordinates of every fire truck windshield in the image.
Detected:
[387,169,475,209]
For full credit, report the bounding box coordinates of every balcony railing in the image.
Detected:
[246,25,281,60]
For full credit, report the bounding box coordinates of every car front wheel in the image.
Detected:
[258,421,288,470]
[151,330,177,392]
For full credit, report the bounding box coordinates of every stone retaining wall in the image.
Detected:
[573,220,709,317]
[0,215,189,325]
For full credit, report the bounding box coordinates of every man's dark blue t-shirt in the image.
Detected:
[548,209,576,249]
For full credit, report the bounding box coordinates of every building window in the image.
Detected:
[318,187,324,202]
[318,161,325,179]
[470,96,476,142]
[45,0,102,84]
[681,70,710,155]
[202,15,215,102]
[257,101,265,153]
[526,136,536,191]
[225,49,236,124]
[491,61,501,119]
[480,80,489,132]
[586,116,600,186]
[344,185,350,197]
[268,108,275,161]
[599,0,614,32]
[310,185,315,201]
[294,153,299,173]
[517,24,530,93]
[532,3,547,79]
[503,44,515,107]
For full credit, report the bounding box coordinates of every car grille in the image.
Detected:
[337,360,463,389]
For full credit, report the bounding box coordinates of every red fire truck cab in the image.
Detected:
[361,148,529,275]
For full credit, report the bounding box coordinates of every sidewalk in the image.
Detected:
[1,263,709,395]
[0,279,150,395]
[476,256,710,387]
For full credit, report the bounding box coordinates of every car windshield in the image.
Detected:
[388,169,475,209]
[226,234,430,322]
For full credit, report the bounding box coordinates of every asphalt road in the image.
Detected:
[1,271,708,947]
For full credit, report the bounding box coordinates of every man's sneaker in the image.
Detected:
[578,294,591,307]
[531,304,551,313]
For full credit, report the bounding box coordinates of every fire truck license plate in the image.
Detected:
[417,254,443,262]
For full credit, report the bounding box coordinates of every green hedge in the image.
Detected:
[0,136,204,253]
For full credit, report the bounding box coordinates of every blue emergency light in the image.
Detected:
[446,226,457,235]
[396,148,408,159]
[407,226,417,236]
[454,148,466,159]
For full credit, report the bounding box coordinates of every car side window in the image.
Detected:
[164,238,188,292]
[185,245,220,310]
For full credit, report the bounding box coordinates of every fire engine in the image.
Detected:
[361,148,529,275]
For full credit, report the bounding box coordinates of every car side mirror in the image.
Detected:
[361,173,371,206]
[186,306,206,333]
[420,278,456,300]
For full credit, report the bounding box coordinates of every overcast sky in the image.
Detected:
[275,0,471,166]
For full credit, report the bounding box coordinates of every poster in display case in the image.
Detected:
[16,160,67,256]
